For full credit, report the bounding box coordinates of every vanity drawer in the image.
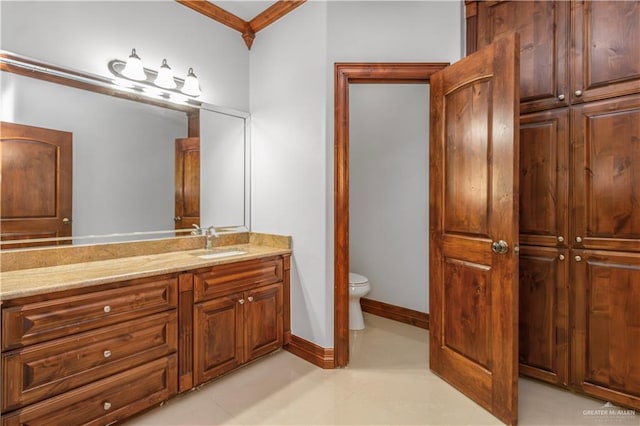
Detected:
[194,257,283,302]
[2,274,178,350]
[1,354,177,426]
[2,310,177,411]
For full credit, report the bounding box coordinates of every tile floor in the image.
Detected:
[128,314,639,425]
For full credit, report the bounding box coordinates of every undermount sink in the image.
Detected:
[195,250,247,260]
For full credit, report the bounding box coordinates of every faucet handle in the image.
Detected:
[206,226,219,238]
[191,224,202,235]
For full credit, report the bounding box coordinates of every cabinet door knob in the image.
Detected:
[557,236,564,243]
[103,350,112,358]
[559,254,565,261]
[558,94,565,101]
[575,255,582,262]
[103,305,111,313]
[576,236,582,243]
[575,89,583,97]
[103,402,112,411]
[238,299,245,305]
[247,296,254,302]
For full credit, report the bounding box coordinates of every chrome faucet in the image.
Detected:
[205,226,219,250]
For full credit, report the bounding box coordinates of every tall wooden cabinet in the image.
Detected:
[466,0,640,410]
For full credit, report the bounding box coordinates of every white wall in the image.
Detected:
[251,1,462,347]
[349,84,429,313]
[0,1,249,110]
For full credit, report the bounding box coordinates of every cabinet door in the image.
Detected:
[571,250,640,409]
[244,283,283,363]
[520,109,569,247]
[572,94,640,252]
[571,1,640,104]
[519,246,569,386]
[194,293,243,385]
[476,1,569,113]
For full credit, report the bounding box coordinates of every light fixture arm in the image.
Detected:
[108,59,199,97]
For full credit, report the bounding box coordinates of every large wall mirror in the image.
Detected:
[0,52,250,249]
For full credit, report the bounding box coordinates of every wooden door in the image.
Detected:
[476,0,569,113]
[0,121,72,248]
[572,94,640,252]
[174,137,200,230]
[193,293,243,385]
[244,283,283,363]
[518,245,569,386]
[571,1,640,104]
[429,34,520,425]
[572,249,640,409]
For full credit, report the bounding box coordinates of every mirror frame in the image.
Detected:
[0,50,251,248]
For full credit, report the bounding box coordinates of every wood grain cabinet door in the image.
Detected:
[476,0,569,113]
[571,250,640,409]
[194,293,243,385]
[571,1,640,104]
[519,109,569,247]
[518,246,569,386]
[572,94,640,252]
[244,283,283,363]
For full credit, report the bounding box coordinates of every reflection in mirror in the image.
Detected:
[0,53,250,249]
[200,108,249,231]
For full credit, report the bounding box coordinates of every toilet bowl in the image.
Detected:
[349,272,371,330]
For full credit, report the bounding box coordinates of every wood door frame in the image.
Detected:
[333,62,449,367]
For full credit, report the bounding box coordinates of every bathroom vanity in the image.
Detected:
[0,234,291,425]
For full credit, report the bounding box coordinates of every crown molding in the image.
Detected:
[176,0,306,50]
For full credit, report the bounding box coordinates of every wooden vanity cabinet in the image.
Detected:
[192,257,285,386]
[0,274,179,425]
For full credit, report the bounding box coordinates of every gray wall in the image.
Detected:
[349,84,429,313]
[251,1,462,346]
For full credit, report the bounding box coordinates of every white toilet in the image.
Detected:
[349,272,371,330]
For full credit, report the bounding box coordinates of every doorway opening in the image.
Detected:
[333,62,448,367]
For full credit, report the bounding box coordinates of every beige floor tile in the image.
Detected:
[128,313,639,426]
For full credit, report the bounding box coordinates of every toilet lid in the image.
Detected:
[349,273,368,285]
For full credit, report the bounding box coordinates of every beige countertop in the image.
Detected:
[0,244,291,301]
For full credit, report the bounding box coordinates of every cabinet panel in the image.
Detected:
[2,311,177,412]
[244,283,283,362]
[572,94,640,252]
[2,275,178,350]
[477,0,569,112]
[572,1,640,103]
[194,293,243,384]
[519,246,569,386]
[572,250,640,409]
[194,257,283,302]
[2,355,177,426]
[519,109,569,247]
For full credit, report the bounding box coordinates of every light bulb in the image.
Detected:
[154,59,176,89]
[181,68,201,97]
[121,48,147,81]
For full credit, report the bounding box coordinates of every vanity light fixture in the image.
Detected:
[108,48,201,99]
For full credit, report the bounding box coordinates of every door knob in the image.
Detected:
[62,217,71,225]
[491,240,509,255]
[173,216,182,222]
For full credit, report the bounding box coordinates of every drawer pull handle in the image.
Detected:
[248,296,254,302]
[103,350,112,358]
[103,401,112,411]
[103,305,112,313]
[575,255,582,262]
[557,236,564,243]
[559,254,565,261]
[575,89,583,97]
[558,94,565,101]
[238,299,245,305]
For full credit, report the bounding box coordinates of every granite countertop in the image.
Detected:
[0,244,291,301]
